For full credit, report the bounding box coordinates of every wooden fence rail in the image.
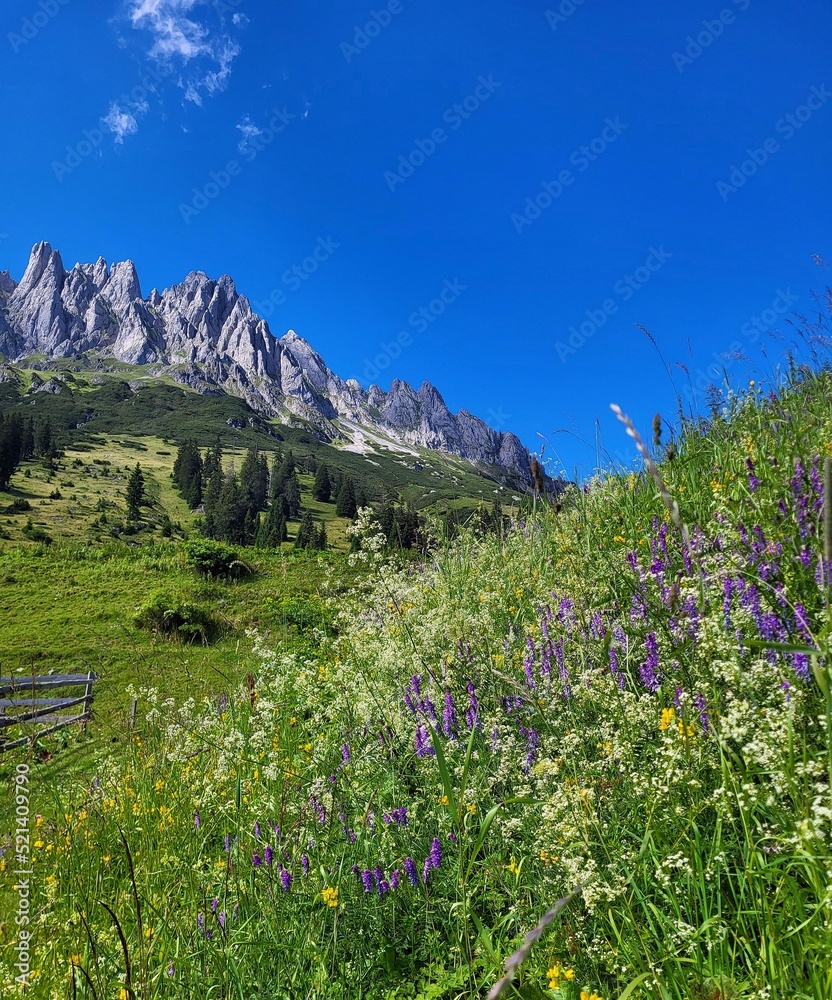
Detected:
[0,672,97,751]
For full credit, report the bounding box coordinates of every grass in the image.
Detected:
[2,363,832,999]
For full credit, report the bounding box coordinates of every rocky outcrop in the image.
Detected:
[0,242,541,481]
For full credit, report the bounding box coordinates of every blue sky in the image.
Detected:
[2,0,831,478]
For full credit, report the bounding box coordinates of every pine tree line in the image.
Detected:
[0,414,58,490]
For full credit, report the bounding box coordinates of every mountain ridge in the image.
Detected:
[0,242,538,482]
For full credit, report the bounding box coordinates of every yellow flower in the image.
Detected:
[34,840,44,849]
[507,857,521,875]
[438,795,450,806]
[466,802,477,814]
[580,992,603,1000]
[613,534,625,542]
[120,990,128,1000]
[36,815,44,827]
[69,955,82,966]
[321,887,339,908]
[659,707,676,731]
[144,927,153,940]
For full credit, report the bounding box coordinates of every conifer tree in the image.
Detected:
[0,413,23,490]
[336,477,357,518]
[173,439,203,508]
[35,416,52,458]
[313,462,331,502]
[126,463,145,520]
[294,510,316,549]
[315,521,328,550]
[20,418,34,460]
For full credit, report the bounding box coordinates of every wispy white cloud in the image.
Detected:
[126,0,242,102]
[102,103,140,144]
[236,113,262,152]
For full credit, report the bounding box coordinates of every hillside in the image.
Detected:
[2,364,830,998]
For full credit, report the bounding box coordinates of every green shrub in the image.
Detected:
[132,590,216,641]
[5,498,31,513]
[182,539,252,578]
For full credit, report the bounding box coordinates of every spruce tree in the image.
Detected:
[213,474,249,545]
[126,463,145,520]
[35,417,52,458]
[173,439,203,508]
[313,462,331,502]
[20,418,35,460]
[0,413,23,490]
[294,510,316,549]
[336,477,357,518]
[315,521,328,551]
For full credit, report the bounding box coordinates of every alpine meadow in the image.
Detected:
[2,2,832,999]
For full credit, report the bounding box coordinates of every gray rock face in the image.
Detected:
[0,242,540,481]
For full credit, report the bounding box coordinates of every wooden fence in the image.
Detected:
[0,672,97,751]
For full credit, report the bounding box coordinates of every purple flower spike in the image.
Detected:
[301,854,310,876]
[640,632,661,693]
[442,691,458,738]
[210,897,218,913]
[224,833,230,852]
[430,837,442,869]
[362,869,374,893]
[264,845,274,866]
[404,857,419,886]
[280,868,293,891]
[194,811,201,830]
[218,911,226,929]
[391,869,400,889]
[423,857,432,883]
[252,853,263,868]
[342,744,351,763]
[167,961,175,977]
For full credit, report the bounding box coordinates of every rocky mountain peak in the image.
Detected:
[0,242,540,483]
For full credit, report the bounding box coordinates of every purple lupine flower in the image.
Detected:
[466,681,480,729]
[520,726,539,772]
[640,632,661,693]
[415,724,435,758]
[792,653,811,682]
[342,744,351,763]
[404,857,419,886]
[280,869,293,891]
[194,811,201,830]
[264,845,274,866]
[390,869,401,889]
[252,853,263,868]
[523,636,536,689]
[419,698,438,724]
[411,674,422,697]
[422,857,432,883]
[540,641,552,676]
[693,692,710,732]
[746,457,761,492]
[301,854,310,876]
[361,869,374,893]
[377,878,391,896]
[442,691,458,739]
[430,837,442,869]
[211,897,219,913]
[810,457,824,511]
[197,912,204,930]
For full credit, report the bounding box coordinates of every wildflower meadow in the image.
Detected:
[3,364,832,999]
